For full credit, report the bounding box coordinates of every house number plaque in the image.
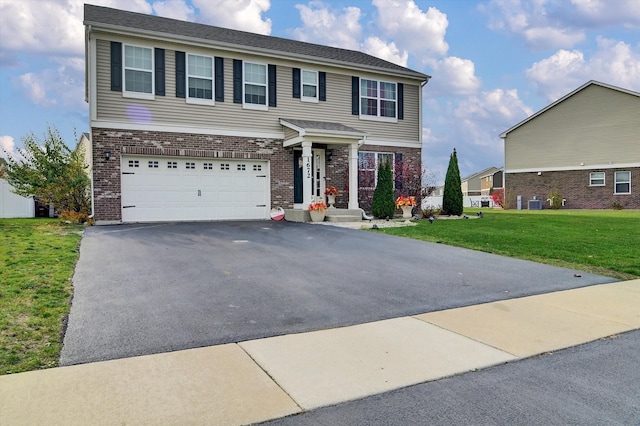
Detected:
[305,158,311,178]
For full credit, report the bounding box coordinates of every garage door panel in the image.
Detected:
[121,156,269,222]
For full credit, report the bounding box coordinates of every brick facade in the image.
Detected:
[91,127,422,221]
[505,168,640,209]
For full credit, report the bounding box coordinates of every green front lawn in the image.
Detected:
[380,209,640,280]
[0,219,83,375]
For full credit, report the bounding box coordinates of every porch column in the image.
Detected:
[348,142,359,210]
[302,140,313,208]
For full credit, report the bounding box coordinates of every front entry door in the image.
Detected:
[293,147,325,205]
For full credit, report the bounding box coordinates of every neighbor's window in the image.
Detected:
[589,172,605,186]
[614,171,631,194]
[301,70,318,101]
[360,79,396,120]
[244,62,267,108]
[187,54,213,103]
[358,152,394,189]
[124,44,153,97]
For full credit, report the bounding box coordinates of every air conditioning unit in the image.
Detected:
[528,199,542,210]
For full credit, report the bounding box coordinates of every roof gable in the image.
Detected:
[84,4,430,81]
[500,80,640,138]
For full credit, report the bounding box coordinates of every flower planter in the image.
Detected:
[309,210,326,222]
[327,194,336,208]
[401,205,413,219]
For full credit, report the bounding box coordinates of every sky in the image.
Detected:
[1,0,639,184]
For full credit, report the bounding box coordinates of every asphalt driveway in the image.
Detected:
[60,221,616,365]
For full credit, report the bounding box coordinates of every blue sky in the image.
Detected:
[1,0,639,184]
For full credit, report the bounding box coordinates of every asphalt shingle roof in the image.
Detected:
[280,119,367,136]
[84,4,430,81]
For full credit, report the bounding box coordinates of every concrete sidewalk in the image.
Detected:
[2,279,639,425]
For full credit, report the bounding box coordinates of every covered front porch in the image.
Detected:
[280,119,367,222]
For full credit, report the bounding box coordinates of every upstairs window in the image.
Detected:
[301,70,318,102]
[187,54,213,104]
[124,44,153,98]
[589,172,605,186]
[615,171,631,194]
[244,62,267,109]
[360,79,396,120]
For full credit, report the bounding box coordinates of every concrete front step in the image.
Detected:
[325,214,361,223]
[285,208,362,223]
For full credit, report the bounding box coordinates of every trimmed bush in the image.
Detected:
[371,160,396,218]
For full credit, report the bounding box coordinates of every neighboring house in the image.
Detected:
[500,81,640,209]
[461,166,501,197]
[83,5,430,224]
[479,168,503,196]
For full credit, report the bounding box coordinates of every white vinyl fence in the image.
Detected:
[422,195,497,211]
[1,178,34,218]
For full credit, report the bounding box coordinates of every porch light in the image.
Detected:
[104,149,111,160]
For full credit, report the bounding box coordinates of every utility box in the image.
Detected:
[517,195,522,210]
[528,199,542,210]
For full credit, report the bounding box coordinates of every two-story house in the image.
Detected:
[83,5,430,224]
[500,81,640,209]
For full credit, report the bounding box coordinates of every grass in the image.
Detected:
[379,209,640,280]
[0,218,83,375]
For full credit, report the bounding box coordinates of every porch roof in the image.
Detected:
[280,119,367,147]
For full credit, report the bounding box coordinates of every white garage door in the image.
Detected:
[121,156,269,222]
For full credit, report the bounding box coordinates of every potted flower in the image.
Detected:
[396,195,417,219]
[324,186,339,208]
[308,202,327,222]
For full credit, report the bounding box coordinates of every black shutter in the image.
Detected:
[215,56,224,102]
[110,41,122,92]
[351,76,359,115]
[233,59,242,103]
[397,83,404,120]
[154,48,165,96]
[319,71,326,101]
[292,68,300,98]
[395,153,403,190]
[175,51,185,98]
[268,64,277,107]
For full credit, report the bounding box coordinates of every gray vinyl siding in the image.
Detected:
[505,84,640,170]
[95,37,420,143]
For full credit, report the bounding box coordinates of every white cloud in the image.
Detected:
[0,136,19,161]
[372,0,449,56]
[480,0,585,50]
[362,37,408,67]
[0,0,151,58]
[14,58,86,109]
[192,0,271,34]
[570,0,640,27]
[152,0,195,21]
[424,56,482,96]
[291,1,361,50]
[422,89,533,181]
[526,38,640,101]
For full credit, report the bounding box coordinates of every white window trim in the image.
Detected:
[301,69,318,103]
[614,171,631,195]
[243,61,268,111]
[122,43,154,100]
[186,53,215,106]
[358,151,395,189]
[359,78,398,123]
[589,172,605,187]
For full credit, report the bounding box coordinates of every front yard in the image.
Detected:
[0,219,83,375]
[381,209,640,280]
